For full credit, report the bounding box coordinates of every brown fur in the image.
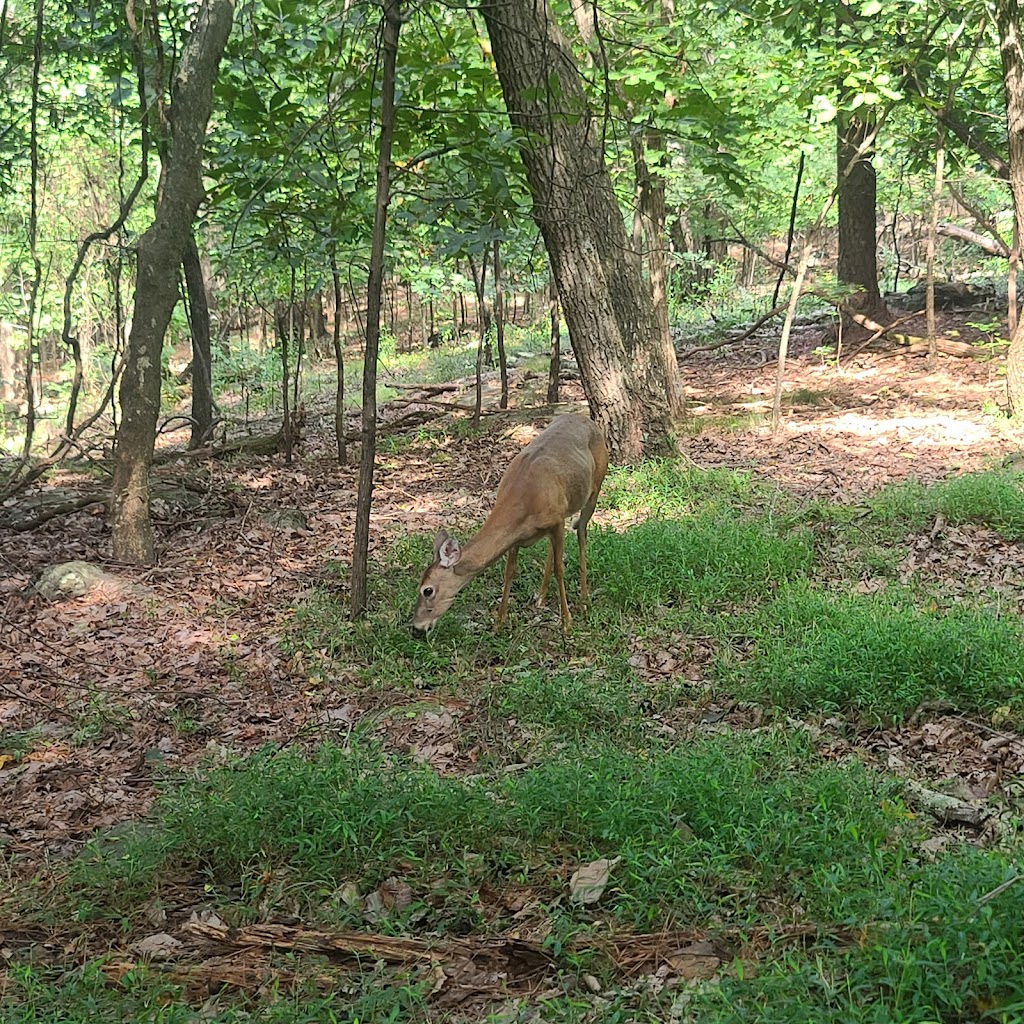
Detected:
[412,415,609,634]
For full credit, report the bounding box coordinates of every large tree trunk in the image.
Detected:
[479,0,679,461]
[350,0,402,618]
[996,0,1024,416]
[836,111,888,333]
[184,231,214,448]
[111,0,233,563]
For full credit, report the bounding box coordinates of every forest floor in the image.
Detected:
[3,313,1024,1022]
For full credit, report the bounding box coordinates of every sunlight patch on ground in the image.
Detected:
[802,412,996,446]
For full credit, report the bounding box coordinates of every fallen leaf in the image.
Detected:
[133,932,182,960]
[569,856,621,905]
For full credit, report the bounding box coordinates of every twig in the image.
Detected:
[973,874,1024,914]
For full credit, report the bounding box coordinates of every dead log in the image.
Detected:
[936,223,1010,258]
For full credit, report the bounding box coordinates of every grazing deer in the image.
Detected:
[412,415,609,636]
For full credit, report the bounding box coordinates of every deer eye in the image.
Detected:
[421,585,435,599]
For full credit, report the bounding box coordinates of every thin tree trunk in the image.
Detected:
[184,231,214,448]
[350,0,402,617]
[773,152,805,308]
[996,0,1024,416]
[494,239,508,409]
[344,267,365,353]
[331,254,346,465]
[110,0,233,563]
[631,129,682,418]
[926,123,945,366]
[547,275,560,405]
[468,251,489,425]
[19,0,43,468]
[1011,221,1020,338]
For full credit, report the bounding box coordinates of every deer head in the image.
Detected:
[411,529,468,636]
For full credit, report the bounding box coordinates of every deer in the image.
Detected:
[411,414,609,637]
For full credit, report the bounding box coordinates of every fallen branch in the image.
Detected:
[0,491,108,531]
[677,302,792,361]
[184,918,552,977]
[151,427,285,464]
[936,222,1010,258]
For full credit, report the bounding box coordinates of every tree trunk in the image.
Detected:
[184,231,214,448]
[997,0,1024,416]
[479,0,679,461]
[547,275,560,405]
[925,124,945,367]
[110,0,233,564]
[836,111,887,333]
[835,111,884,321]
[631,130,683,418]
[331,255,347,465]
[350,0,402,618]
[494,239,508,409]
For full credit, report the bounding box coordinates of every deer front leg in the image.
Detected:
[497,546,519,626]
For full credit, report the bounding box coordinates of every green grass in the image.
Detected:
[602,460,777,519]
[719,585,1024,723]
[590,516,813,612]
[814,469,1024,544]
[65,731,910,933]
[691,850,1024,1024]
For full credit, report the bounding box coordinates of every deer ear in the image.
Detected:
[436,532,462,569]
[432,529,450,560]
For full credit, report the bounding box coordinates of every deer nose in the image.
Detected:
[411,625,428,640]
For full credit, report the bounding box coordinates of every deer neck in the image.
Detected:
[457,514,523,578]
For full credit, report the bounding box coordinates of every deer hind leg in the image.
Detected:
[574,491,600,610]
[536,544,554,608]
[497,546,519,626]
[550,522,572,632]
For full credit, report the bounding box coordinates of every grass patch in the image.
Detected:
[484,663,663,742]
[3,959,429,1023]
[602,460,779,520]
[816,469,1024,544]
[721,585,1024,723]
[691,849,1024,1024]
[590,516,813,613]
[66,731,910,932]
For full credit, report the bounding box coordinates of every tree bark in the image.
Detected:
[836,110,887,330]
[494,239,508,409]
[479,0,679,461]
[547,275,560,405]
[631,130,683,419]
[350,0,402,617]
[925,124,945,366]
[331,254,346,465]
[110,0,233,563]
[184,231,214,448]
[996,0,1024,416]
